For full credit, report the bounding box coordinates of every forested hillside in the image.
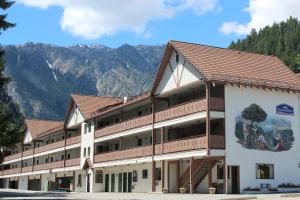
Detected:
[229,17,300,73]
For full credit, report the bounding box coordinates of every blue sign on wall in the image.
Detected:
[276,104,294,115]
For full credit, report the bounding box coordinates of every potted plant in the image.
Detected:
[179,187,186,194]
[162,187,168,193]
[208,183,217,194]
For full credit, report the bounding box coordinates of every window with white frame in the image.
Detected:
[256,164,274,179]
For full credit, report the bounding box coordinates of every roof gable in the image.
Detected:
[154,50,203,95]
[25,119,63,140]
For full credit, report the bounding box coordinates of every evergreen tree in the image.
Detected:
[229,17,300,73]
[0,1,25,160]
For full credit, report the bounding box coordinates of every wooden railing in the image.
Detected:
[3,168,21,175]
[66,135,81,146]
[23,149,34,157]
[4,153,22,162]
[22,166,33,173]
[65,158,80,167]
[155,136,207,154]
[210,97,224,111]
[95,114,153,138]
[210,135,225,149]
[34,140,65,154]
[155,99,207,122]
[94,145,153,163]
[33,160,64,171]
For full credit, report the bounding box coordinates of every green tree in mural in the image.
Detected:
[241,104,267,148]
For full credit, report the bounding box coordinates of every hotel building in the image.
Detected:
[1,41,300,194]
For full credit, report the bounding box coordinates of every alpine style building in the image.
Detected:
[1,40,300,194]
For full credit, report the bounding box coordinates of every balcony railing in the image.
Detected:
[22,166,33,173]
[210,135,225,149]
[34,140,65,154]
[33,160,64,171]
[65,158,80,167]
[210,97,225,111]
[23,149,34,157]
[66,135,81,146]
[155,99,207,123]
[3,168,21,175]
[94,145,153,163]
[4,153,22,162]
[95,114,153,138]
[155,136,207,154]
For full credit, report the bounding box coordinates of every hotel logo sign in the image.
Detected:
[276,104,294,116]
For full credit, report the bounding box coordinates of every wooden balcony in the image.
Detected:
[210,135,225,149]
[155,136,207,154]
[3,168,21,175]
[22,166,33,173]
[33,160,64,171]
[23,149,34,157]
[155,99,207,123]
[210,97,225,111]
[66,135,81,146]
[4,153,22,162]
[34,140,65,154]
[94,145,153,163]
[65,158,80,167]
[95,114,153,138]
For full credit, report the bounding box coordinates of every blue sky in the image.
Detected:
[1,0,298,48]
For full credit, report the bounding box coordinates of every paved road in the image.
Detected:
[0,189,300,200]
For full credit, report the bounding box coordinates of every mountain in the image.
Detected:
[4,43,165,120]
[229,17,300,73]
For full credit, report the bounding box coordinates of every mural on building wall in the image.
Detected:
[235,103,294,151]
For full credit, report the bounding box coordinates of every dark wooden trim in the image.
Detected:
[152,161,156,192]
[189,157,193,194]
[161,160,165,192]
[206,83,211,154]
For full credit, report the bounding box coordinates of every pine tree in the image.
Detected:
[229,17,300,73]
[0,1,24,160]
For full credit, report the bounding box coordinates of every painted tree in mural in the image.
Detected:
[241,104,267,148]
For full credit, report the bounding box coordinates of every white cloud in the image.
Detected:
[17,0,220,40]
[220,0,300,35]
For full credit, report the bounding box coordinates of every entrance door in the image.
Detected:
[111,174,115,192]
[118,173,122,192]
[123,173,127,192]
[28,179,41,191]
[87,174,90,192]
[105,174,109,192]
[127,172,132,193]
[169,163,178,193]
[9,181,18,189]
[231,166,240,194]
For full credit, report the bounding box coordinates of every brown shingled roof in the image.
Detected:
[25,119,63,140]
[89,91,151,119]
[71,94,122,119]
[153,40,300,93]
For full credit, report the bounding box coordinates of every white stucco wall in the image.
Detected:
[225,85,300,193]
[80,120,95,168]
[18,176,28,190]
[67,105,84,129]
[155,51,202,95]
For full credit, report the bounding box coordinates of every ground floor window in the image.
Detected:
[256,164,274,179]
[95,170,103,183]
[142,169,148,179]
[156,168,161,181]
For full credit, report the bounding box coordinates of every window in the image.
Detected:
[88,147,91,157]
[217,165,224,180]
[156,168,161,181]
[45,158,48,163]
[138,139,142,146]
[133,170,138,182]
[137,110,143,116]
[67,153,70,159]
[84,124,88,134]
[78,174,82,186]
[50,157,53,162]
[142,169,148,179]
[114,143,119,150]
[88,122,92,132]
[36,160,39,165]
[256,164,274,179]
[95,170,103,183]
[84,148,86,157]
[61,155,64,160]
